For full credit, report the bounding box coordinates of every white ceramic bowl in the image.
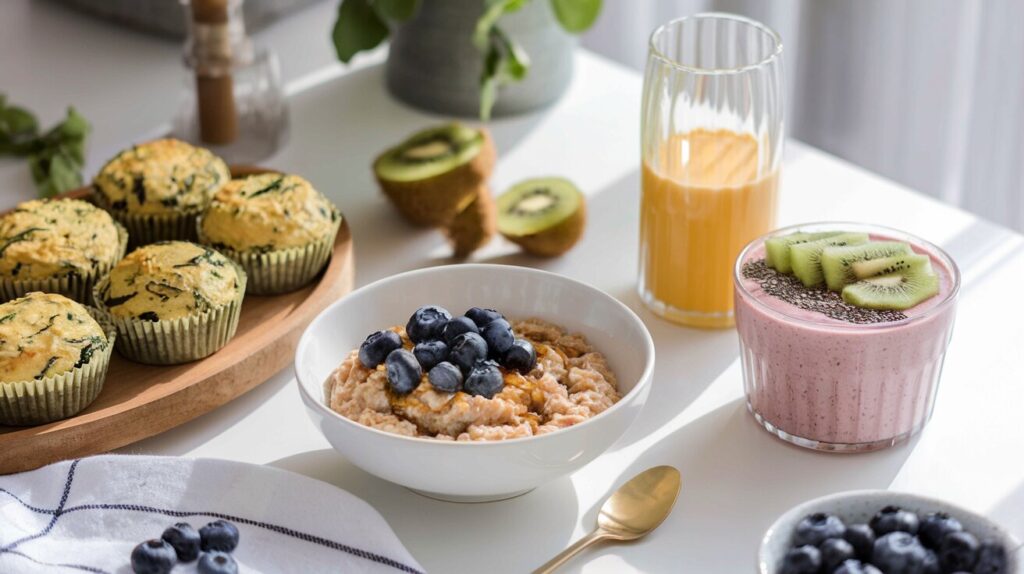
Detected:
[295,264,655,502]
[760,490,1021,573]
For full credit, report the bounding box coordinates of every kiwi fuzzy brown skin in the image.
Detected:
[445,186,497,258]
[503,201,586,257]
[374,129,496,227]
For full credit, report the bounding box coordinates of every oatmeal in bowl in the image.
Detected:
[325,307,620,441]
[295,264,654,502]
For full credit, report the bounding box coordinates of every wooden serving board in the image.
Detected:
[0,168,354,474]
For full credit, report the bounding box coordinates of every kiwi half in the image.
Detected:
[496,177,586,257]
[820,241,913,292]
[373,123,496,227]
[790,233,869,287]
[765,231,842,274]
[445,185,496,258]
[842,264,939,310]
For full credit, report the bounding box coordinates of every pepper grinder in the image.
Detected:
[173,0,288,163]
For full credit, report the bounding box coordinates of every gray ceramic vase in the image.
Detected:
[385,0,576,118]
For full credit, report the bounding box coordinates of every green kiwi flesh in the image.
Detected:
[374,123,486,182]
[790,233,869,287]
[765,231,842,274]
[842,264,939,310]
[851,253,933,280]
[820,241,913,292]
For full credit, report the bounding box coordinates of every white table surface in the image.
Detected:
[3,2,1024,572]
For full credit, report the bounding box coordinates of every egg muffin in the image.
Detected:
[0,292,115,425]
[0,198,128,303]
[92,139,230,245]
[93,241,246,365]
[198,173,341,294]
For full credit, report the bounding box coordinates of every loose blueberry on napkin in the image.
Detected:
[131,519,239,574]
[780,505,1009,574]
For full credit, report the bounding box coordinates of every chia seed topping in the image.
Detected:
[742,259,908,324]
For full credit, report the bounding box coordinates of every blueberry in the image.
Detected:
[161,522,201,562]
[358,330,402,368]
[465,307,504,328]
[844,523,876,560]
[975,540,1008,574]
[198,551,238,574]
[794,512,846,546]
[405,305,451,343]
[503,338,537,372]
[834,560,883,574]
[131,539,177,574]
[464,360,504,398]
[199,520,240,553]
[872,531,929,574]
[385,349,422,394]
[428,361,463,393]
[820,537,856,572]
[449,332,489,373]
[938,531,980,572]
[922,549,940,574]
[918,511,963,548]
[413,340,448,371]
[442,316,479,344]
[870,505,920,536]
[481,318,515,357]
[779,545,822,574]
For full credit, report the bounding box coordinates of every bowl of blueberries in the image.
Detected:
[760,490,1020,574]
[294,264,654,502]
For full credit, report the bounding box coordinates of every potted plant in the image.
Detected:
[332,0,602,119]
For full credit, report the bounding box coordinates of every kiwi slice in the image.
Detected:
[373,123,496,227]
[820,241,913,292]
[790,233,869,287]
[842,264,939,310]
[765,231,842,273]
[496,177,586,257]
[445,186,496,258]
[851,253,933,280]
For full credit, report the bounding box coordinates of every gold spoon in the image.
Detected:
[533,465,681,574]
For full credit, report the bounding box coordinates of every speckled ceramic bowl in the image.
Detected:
[760,490,1021,573]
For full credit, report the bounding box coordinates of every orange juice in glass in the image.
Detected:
[639,14,784,328]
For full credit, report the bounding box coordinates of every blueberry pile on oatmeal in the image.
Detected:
[324,305,620,441]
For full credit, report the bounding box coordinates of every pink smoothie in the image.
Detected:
[734,230,959,451]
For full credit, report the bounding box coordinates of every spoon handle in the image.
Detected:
[533,529,610,574]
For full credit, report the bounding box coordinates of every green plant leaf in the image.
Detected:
[478,25,532,120]
[47,150,82,195]
[0,105,38,140]
[58,107,89,140]
[493,26,530,80]
[474,0,528,50]
[372,0,419,21]
[551,0,601,33]
[332,0,390,64]
[1,96,89,197]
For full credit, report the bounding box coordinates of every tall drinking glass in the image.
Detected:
[639,13,784,328]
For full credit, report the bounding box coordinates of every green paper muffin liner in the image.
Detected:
[0,222,128,305]
[197,212,341,295]
[0,308,116,426]
[93,191,202,247]
[92,260,247,365]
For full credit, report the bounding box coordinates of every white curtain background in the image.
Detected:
[582,0,1024,232]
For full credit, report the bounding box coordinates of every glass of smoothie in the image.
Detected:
[734,223,960,452]
[640,13,784,328]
